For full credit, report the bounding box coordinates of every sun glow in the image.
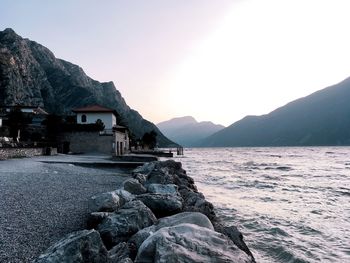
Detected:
[166,0,350,126]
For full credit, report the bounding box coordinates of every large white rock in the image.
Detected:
[34,229,108,263]
[88,191,121,212]
[135,224,253,263]
[130,212,213,249]
[113,189,134,205]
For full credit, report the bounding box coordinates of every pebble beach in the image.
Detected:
[0,156,130,262]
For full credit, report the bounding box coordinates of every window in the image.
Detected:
[81,114,87,123]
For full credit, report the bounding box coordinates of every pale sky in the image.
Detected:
[1,0,350,126]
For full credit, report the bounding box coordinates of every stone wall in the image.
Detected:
[63,132,114,154]
[0,147,57,160]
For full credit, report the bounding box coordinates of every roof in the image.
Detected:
[33,107,49,115]
[113,125,127,130]
[0,105,49,114]
[0,105,38,109]
[72,105,116,113]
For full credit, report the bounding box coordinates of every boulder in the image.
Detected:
[146,184,179,195]
[88,191,121,212]
[34,229,108,263]
[155,160,184,175]
[144,161,197,192]
[173,175,197,191]
[133,162,155,176]
[136,193,183,218]
[133,172,147,185]
[179,186,216,220]
[135,223,253,263]
[130,212,214,249]
[146,168,175,185]
[179,187,205,206]
[108,242,131,263]
[123,178,147,195]
[97,200,157,249]
[221,225,255,262]
[113,189,134,205]
[186,198,216,220]
[87,212,113,229]
[118,258,133,263]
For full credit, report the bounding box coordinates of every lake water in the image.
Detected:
[173,147,350,263]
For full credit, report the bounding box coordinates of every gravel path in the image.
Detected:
[0,156,131,262]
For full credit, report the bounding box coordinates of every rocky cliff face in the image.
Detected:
[0,28,174,146]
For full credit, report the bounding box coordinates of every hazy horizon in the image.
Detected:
[2,0,350,126]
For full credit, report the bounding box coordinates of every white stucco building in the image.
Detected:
[71,105,130,156]
[72,105,117,130]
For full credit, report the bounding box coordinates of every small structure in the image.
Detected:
[2,105,46,114]
[113,125,129,156]
[72,105,117,130]
[0,105,49,140]
[65,105,130,156]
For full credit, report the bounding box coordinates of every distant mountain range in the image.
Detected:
[200,77,350,147]
[157,116,224,147]
[0,28,174,146]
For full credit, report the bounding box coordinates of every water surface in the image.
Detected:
[174,147,350,262]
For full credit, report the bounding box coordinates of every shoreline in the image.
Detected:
[33,159,255,262]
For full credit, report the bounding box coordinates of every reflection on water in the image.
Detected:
[173,147,350,263]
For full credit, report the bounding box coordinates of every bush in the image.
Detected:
[62,123,104,132]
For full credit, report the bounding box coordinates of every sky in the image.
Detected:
[1,0,350,126]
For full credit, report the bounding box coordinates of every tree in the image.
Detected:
[95,119,105,131]
[44,114,63,142]
[141,130,157,149]
[7,107,29,141]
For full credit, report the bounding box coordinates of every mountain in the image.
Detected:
[0,28,174,146]
[200,77,350,147]
[157,116,224,146]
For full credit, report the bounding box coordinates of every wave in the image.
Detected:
[265,166,293,171]
[177,147,350,263]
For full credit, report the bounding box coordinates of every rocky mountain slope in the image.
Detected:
[200,77,350,146]
[0,28,174,146]
[157,116,224,147]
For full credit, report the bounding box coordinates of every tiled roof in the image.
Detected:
[113,125,127,131]
[33,107,49,115]
[72,105,115,113]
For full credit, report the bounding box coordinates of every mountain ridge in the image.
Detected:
[157,116,224,147]
[200,77,350,147]
[0,28,174,146]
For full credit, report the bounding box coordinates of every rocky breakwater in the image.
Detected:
[34,160,255,263]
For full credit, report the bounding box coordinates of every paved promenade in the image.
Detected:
[0,155,131,262]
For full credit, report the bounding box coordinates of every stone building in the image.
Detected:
[63,105,130,156]
[114,125,129,156]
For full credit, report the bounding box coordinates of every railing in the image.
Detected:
[99,129,113,135]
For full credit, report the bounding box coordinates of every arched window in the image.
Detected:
[81,114,87,123]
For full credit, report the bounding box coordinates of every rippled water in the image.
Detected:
[173,147,350,263]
